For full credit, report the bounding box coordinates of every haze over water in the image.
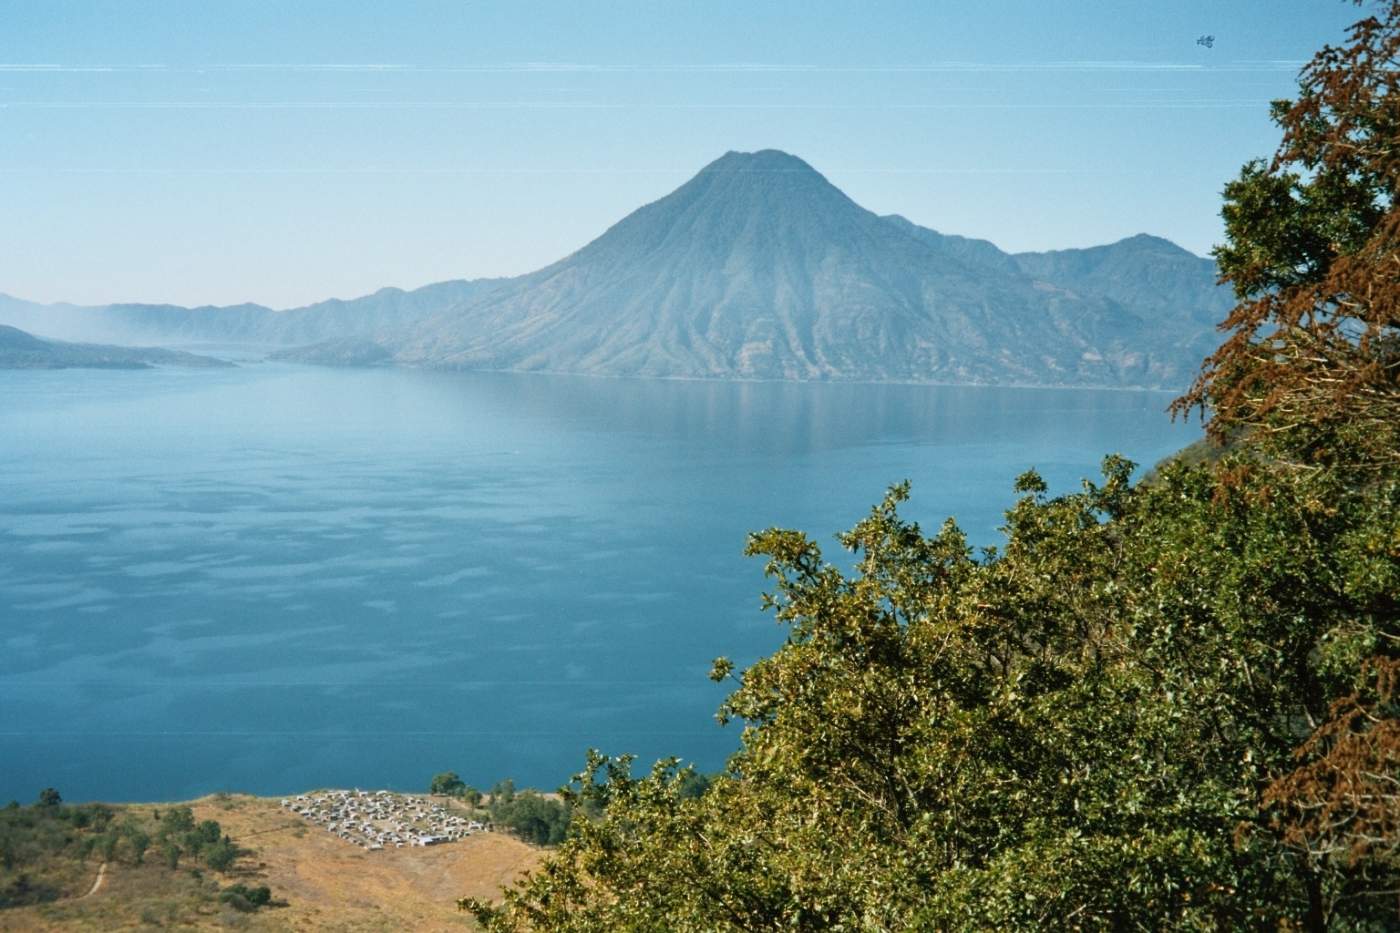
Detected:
[1,363,1196,803]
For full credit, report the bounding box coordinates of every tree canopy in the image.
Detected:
[1174,0,1400,472]
[463,5,1400,929]
[465,453,1398,929]
[429,771,467,797]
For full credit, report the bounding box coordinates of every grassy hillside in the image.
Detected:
[1,794,540,931]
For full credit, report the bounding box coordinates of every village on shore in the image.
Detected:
[282,789,485,850]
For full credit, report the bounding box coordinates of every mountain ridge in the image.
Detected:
[0,149,1229,388]
[0,324,233,369]
[0,278,507,347]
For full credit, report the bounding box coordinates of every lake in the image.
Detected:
[0,363,1198,803]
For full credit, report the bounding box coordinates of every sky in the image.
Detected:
[0,0,1367,308]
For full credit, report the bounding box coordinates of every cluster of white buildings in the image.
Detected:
[281,789,484,851]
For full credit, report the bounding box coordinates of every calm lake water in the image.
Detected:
[0,363,1197,803]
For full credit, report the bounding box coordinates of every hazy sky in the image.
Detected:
[1,1,1364,308]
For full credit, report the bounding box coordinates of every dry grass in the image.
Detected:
[1,795,541,932]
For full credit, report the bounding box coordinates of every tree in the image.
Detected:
[490,792,571,847]
[193,820,222,847]
[122,823,151,865]
[462,458,1397,929]
[430,771,467,797]
[98,833,118,863]
[202,837,237,872]
[1174,0,1400,472]
[460,6,1400,928]
[490,779,516,806]
[161,806,195,834]
[35,789,60,809]
[1260,656,1400,922]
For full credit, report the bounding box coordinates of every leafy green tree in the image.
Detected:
[460,5,1400,929]
[97,833,118,863]
[430,771,467,796]
[465,455,1397,929]
[122,823,151,866]
[192,819,222,848]
[202,837,237,872]
[35,789,60,809]
[491,792,571,847]
[161,806,195,834]
[490,779,516,805]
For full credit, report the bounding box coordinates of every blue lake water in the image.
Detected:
[0,364,1198,803]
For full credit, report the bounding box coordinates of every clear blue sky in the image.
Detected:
[0,0,1364,307]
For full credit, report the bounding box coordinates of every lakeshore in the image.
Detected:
[0,792,540,931]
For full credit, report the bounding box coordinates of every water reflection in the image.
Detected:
[0,365,1195,801]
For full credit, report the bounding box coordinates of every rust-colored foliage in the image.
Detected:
[1263,656,1400,868]
[1174,1,1400,469]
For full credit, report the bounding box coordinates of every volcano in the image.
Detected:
[393,149,1226,387]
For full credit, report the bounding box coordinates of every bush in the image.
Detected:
[219,889,255,913]
[219,883,273,912]
[203,838,238,872]
[491,792,571,847]
[0,873,61,909]
[162,807,195,834]
[430,771,467,796]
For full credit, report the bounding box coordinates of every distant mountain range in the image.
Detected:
[0,279,504,348]
[0,150,1230,388]
[0,324,232,369]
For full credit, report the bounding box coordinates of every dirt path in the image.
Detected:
[80,861,107,898]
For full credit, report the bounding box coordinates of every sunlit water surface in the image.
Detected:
[0,363,1197,802]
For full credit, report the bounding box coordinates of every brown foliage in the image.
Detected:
[1174,1,1400,469]
[1262,656,1400,868]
